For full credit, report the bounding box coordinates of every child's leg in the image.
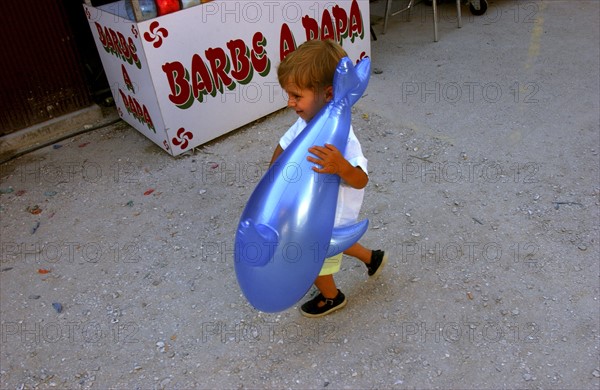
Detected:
[300,254,346,317]
[314,274,338,302]
[344,242,372,264]
[301,274,346,317]
[345,242,388,277]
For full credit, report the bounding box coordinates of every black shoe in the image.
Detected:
[367,250,388,277]
[300,290,347,318]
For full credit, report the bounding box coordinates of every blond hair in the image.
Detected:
[277,40,348,91]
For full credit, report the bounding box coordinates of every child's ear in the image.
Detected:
[324,85,334,102]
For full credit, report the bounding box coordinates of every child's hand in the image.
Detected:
[307,143,347,175]
[307,143,369,189]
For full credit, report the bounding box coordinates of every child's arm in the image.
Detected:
[307,143,368,189]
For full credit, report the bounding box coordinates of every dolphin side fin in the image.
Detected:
[236,219,279,267]
[325,219,369,258]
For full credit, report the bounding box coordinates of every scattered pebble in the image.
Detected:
[44,191,57,197]
[52,303,63,313]
[156,341,167,353]
[27,205,42,215]
[522,373,535,381]
[31,221,41,234]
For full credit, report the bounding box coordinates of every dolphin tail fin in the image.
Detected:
[325,219,369,258]
[333,57,371,107]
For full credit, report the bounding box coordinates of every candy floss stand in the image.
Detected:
[82,0,371,156]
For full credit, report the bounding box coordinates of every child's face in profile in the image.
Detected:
[283,83,333,123]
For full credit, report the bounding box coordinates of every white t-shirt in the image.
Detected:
[279,117,368,227]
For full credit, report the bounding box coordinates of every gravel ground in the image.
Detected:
[1,0,599,389]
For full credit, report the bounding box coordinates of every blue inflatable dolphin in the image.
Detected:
[234,56,371,312]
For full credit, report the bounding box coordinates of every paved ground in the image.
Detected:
[1,0,599,388]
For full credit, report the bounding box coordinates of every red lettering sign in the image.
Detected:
[281,0,364,60]
[119,89,155,131]
[228,39,252,84]
[251,32,270,77]
[348,0,364,42]
[191,53,215,101]
[205,47,233,93]
[332,6,349,41]
[320,9,335,41]
[162,32,272,109]
[95,22,142,69]
[162,61,193,108]
[279,23,296,61]
[121,64,135,93]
